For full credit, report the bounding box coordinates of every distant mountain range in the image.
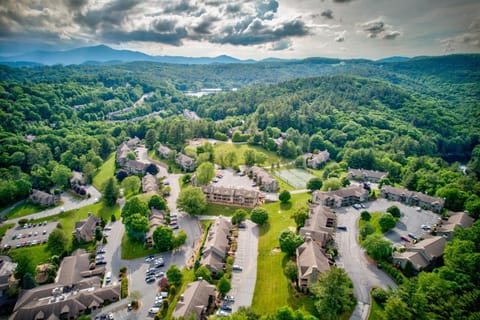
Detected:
[0,45,258,66]
[0,44,414,66]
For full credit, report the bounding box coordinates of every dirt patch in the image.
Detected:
[271,247,281,253]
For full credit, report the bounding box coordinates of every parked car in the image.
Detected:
[238,222,246,229]
[154,258,165,267]
[337,226,347,231]
[108,312,114,320]
[232,264,243,271]
[145,276,156,283]
[400,235,411,242]
[408,233,417,240]
[421,224,431,230]
[149,307,160,314]
[224,295,235,303]
[352,204,361,210]
[155,271,165,278]
[220,304,233,312]
[171,224,179,230]
[145,255,155,262]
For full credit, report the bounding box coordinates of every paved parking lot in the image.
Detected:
[215,168,258,191]
[1,221,58,249]
[228,220,259,312]
[364,198,439,246]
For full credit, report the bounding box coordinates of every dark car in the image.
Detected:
[145,276,156,283]
[337,226,347,231]
[408,233,417,240]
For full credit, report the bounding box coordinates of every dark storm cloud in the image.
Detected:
[163,0,197,14]
[215,18,310,45]
[321,9,334,19]
[66,0,88,10]
[74,0,142,30]
[192,16,219,35]
[153,19,178,33]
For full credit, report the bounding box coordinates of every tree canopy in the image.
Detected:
[176,186,207,215]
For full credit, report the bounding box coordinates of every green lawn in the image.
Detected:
[121,233,155,260]
[358,212,384,243]
[32,202,119,249]
[10,245,52,266]
[0,223,14,239]
[202,203,249,216]
[369,294,386,320]
[252,192,316,315]
[93,152,116,190]
[7,202,61,220]
[213,142,285,167]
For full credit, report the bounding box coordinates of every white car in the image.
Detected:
[149,307,160,314]
[232,264,243,271]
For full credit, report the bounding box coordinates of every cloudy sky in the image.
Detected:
[0,0,479,59]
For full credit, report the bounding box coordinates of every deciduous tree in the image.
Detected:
[250,207,269,225]
[279,230,304,256]
[176,186,207,215]
[196,162,215,185]
[307,177,323,191]
[362,234,392,260]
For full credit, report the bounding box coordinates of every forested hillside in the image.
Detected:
[0,55,479,215]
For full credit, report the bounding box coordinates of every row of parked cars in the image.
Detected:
[216,295,235,316]
[145,256,165,283]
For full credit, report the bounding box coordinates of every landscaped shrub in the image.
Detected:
[372,287,390,305]
[360,211,371,221]
[121,277,128,298]
[378,262,405,284]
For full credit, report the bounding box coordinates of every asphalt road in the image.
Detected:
[228,220,259,312]
[335,204,397,320]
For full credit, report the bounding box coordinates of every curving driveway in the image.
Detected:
[335,204,397,320]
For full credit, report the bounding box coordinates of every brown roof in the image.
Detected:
[299,205,335,244]
[172,280,215,319]
[438,212,474,233]
[313,185,368,201]
[158,145,172,155]
[201,217,232,272]
[73,214,100,242]
[176,153,195,166]
[250,166,277,185]
[10,283,120,320]
[394,251,429,270]
[142,174,159,193]
[56,249,92,286]
[125,159,148,172]
[381,185,445,207]
[414,236,446,259]
[296,239,330,278]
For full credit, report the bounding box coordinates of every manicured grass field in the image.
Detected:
[252,192,317,316]
[202,203,249,216]
[93,152,116,190]
[7,202,62,219]
[213,142,284,167]
[120,233,155,260]
[10,245,52,266]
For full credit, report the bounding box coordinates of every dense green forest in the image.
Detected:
[1,55,479,213]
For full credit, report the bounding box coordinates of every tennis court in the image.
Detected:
[274,169,316,189]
